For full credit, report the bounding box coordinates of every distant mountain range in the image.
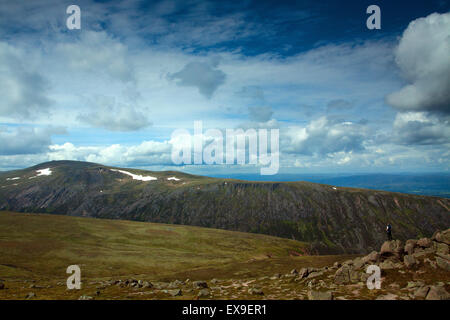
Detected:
[209,173,450,198]
[0,161,449,254]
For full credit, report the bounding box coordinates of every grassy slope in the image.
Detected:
[0,211,359,299]
[0,211,357,278]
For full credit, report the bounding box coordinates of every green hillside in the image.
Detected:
[0,211,357,300]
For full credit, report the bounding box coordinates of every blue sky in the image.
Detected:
[0,0,449,174]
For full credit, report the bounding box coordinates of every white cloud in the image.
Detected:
[386,12,450,114]
[283,116,369,156]
[48,140,172,166]
[0,42,52,119]
[392,112,450,145]
[0,126,65,155]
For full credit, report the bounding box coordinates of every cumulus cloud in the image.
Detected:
[0,42,52,119]
[77,96,151,132]
[0,126,65,155]
[48,140,172,166]
[386,12,450,114]
[283,116,369,156]
[392,112,450,145]
[169,61,226,98]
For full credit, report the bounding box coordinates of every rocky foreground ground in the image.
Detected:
[1,229,449,300]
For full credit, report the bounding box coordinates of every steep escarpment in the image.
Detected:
[0,161,449,254]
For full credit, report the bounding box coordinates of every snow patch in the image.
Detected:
[110,169,157,181]
[6,177,20,181]
[29,168,52,179]
[332,187,337,190]
[36,168,52,176]
[167,177,180,181]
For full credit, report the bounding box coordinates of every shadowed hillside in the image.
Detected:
[0,161,449,254]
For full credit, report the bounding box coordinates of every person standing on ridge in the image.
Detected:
[386,223,392,241]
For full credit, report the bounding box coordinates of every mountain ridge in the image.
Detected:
[0,160,449,254]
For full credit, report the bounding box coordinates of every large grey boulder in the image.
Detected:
[413,286,430,299]
[361,251,380,264]
[425,286,450,300]
[334,265,350,284]
[432,229,450,245]
[435,242,449,255]
[403,255,417,268]
[416,238,432,248]
[435,256,450,271]
[404,240,417,255]
[380,240,404,260]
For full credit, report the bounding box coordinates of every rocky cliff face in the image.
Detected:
[0,161,449,254]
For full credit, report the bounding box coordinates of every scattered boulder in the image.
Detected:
[417,238,432,248]
[298,268,309,279]
[379,260,397,270]
[403,255,417,268]
[361,251,380,264]
[307,290,333,300]
[193,281,208,289]
[168,280,183,289]
[307,271,324,279]
[435,257,450,271]
[349,269,362,284]
[78,295,93,300]
[406,281,424,289]
[380,240,404,260]
[197,288,210,298]
[25,292,36,299]
[435,242,449,255]
[352,257,364,270]
[413,286,430,299]
[334,265,350,284]
[432,230,450,245]
[425,286,450,300]
[404,240,417,255]
[168,289,182,297]
[248,287,264,295]
[290,269,298,275]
